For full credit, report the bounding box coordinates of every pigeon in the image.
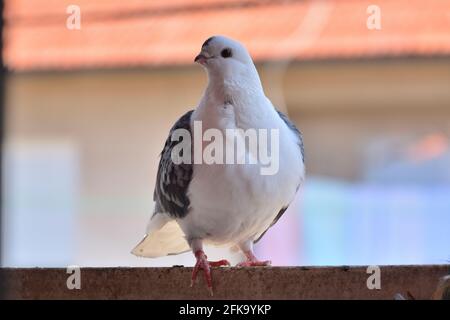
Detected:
[132,35,305,295]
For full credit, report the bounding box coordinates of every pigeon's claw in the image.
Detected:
[236,250,271,267]
[190,250,230,295]
[209,259,231,267]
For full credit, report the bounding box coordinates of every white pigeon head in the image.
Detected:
[194,35,261,86]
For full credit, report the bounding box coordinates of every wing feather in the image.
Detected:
[254,110,305,243]
[131,110,194,258]
[153,110,194,218]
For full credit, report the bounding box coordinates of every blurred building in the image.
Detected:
[2,0,450,267]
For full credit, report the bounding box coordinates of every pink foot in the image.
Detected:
[236,250,272,267]
[236,260,272,267]
[190,250,230,295]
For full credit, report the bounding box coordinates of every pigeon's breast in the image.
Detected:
[178,112,304,245]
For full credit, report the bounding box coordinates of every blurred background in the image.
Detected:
[1,0,450,267]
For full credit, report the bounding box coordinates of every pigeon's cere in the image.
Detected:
[132,35,305,295]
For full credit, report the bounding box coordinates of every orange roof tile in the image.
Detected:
[4,0,450,71]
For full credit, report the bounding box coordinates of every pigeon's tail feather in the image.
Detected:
[131,216,190,258]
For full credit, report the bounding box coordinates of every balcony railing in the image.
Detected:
[1,265,449,299]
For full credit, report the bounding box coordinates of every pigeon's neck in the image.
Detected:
[197,70,273,130]
[205,69,265,107]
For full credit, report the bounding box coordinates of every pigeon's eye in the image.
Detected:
[221,48,232,58]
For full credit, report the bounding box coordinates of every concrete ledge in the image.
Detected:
[1,265,449,299]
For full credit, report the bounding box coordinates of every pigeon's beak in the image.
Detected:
[194,52,209,65]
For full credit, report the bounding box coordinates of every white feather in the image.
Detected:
[132,214,189,257]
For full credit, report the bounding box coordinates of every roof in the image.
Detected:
[4,0,450,71]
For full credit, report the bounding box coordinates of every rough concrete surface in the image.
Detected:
[0,265,449,300]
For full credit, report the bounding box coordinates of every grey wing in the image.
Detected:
[276,110,305,162]
[254,110,305,243]
[153,110,194,219]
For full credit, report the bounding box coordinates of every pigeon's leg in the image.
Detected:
[237,240,271,267]
[190,239,230,295]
